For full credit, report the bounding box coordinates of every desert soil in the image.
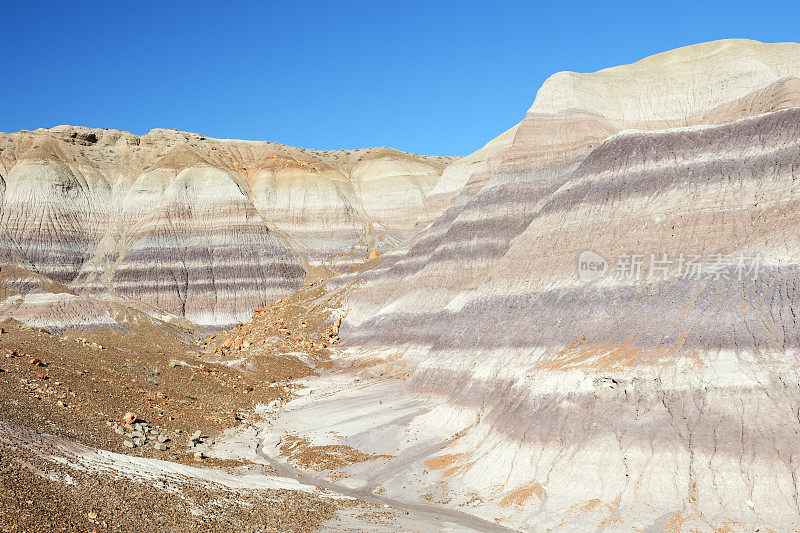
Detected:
[0,279,379,532]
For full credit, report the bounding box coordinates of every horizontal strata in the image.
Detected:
[341,106,800,338]
[1,38,800,530]
[0,131,460,327]
[412,339,800,523]
[0,264,189,335]
[277,40,800,531]
[246,342,800,530]
[344,266,800,351]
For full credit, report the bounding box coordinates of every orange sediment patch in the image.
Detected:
[543,336,681,372]
[542,293,717,373]
[424,452,466,471]
[665,511,692,533]
[553,498,623,529]
[279,435,392,471]
[577,499,603,513]
[713,518,747,533]
[499,481,547,507]
[443,460,475,478]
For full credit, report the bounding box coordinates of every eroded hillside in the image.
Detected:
[3,38,800,532]
[0,127,458,327]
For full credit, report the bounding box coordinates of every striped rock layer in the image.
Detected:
[288,39,800,530]
[0,263,198,340]
[0,129,458,327]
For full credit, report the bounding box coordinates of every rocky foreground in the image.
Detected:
[0,268,410,531]
[2,38,800,531]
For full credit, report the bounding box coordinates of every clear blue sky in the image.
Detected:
[2,1,798,156]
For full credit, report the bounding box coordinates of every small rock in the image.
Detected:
[123,412,136,424]
[133,437,144,447]
[194,451,204,460]
[114,426,125,435]
[123,440,135,448]
[87,511,97,520]
[154,442,167,451]
[191,430,202,440]
[158,434,170,443]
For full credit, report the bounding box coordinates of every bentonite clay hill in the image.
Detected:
[3,38,800,532]
[0,127,460,328]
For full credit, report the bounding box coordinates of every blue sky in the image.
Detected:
[2,1,798,155]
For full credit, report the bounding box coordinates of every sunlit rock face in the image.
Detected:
[0,263,197,337]
[0,128,456,327]
[4,35,800,530]
[294,39,800,529]
[340,39,800,335]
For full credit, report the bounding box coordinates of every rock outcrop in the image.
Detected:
[4,36,800,531]
[339,39,800,335]
[0,263,199,340]
[0,128,457,327]
[263,39,800,530]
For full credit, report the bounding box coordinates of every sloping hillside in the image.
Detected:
[0,127,458,327]
[251,39,800,531]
